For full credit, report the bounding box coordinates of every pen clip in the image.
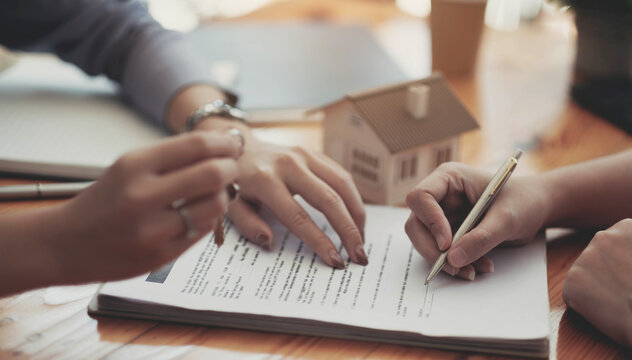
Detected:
[490,158,517,196]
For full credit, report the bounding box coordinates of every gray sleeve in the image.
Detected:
[0,0,228,128]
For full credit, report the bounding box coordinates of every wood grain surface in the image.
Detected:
[1,1,631,359]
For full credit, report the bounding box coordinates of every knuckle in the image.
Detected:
[497,208,519,227]
[289,145,309,157]
[276,152,302,169]
[187,133,212,155]
[200,161,224,185]
[251,167,277,187]
[291,209,312,228]
[111,153,138,175]
[320,189,343,209]
[437,161,461,174]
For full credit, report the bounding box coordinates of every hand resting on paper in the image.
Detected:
[404,162,547,281]
[563,219,632,347]
[193,118,368,270]
[0,132,241,297]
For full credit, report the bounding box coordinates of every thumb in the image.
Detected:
[446,208,514,268]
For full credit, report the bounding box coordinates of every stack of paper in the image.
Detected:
[90,203,550,357]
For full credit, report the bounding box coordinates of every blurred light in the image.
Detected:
[485,0,521,30]
[396,0,431,17]
[147,0,199,31]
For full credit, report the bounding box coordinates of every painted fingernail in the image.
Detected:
[329,250,345,269]
[255,233,271,250]
[450,248,468,267]
[226,183,240,201]
[355,245,369,266]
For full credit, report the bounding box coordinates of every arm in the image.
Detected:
[543,150,632,227]
[0,0,224,125]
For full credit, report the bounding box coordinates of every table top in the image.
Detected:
[1,1,631,359]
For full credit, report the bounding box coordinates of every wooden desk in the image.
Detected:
[1,1,631,359]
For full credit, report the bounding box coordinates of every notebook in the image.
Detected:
[89,202,550,358]
[187,22,410,123]
[0,55,164,179]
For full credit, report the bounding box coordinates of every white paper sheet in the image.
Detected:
[99,202,549,341]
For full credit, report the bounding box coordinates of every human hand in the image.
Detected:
[405,162,549,280]
[50,132,242,284]
[563,219,632,347]
[225,136,367,269]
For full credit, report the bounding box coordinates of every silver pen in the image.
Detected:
[424,149,523,285]
[0,181,94,200]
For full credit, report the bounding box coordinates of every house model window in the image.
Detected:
[317,73,479,205]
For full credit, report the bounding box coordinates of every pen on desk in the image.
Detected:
[0,181,94,200]
[424,149,523,285]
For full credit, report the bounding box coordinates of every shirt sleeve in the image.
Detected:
[0,0,229,128]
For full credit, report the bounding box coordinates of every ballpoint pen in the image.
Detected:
[0,181,94,200]
[424,149,523,285]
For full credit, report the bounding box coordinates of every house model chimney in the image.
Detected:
[406,84,429,119]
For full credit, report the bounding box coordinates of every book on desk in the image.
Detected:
[89,202,550,358]
[0,22,409,179]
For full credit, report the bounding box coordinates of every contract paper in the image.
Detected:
[98,202,549,342]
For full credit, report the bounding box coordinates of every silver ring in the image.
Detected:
[172,201,198,240]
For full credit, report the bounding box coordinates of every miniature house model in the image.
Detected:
[317,73,479,205]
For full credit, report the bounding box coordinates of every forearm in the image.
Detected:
[1,0,227,126]
[542,149,632,228]
[0,207,65,297]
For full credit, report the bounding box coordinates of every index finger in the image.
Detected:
[135,132,241,174]
[257,178,347,269]
[405,170,454,250]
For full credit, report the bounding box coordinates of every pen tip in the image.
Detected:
[424,279,429,286]
[513,149,523,160]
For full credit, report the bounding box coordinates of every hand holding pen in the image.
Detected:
[405,151,549,282]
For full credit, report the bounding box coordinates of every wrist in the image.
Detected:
[0,207,66,296]
[166,84,231,133]
[538,171,568,227]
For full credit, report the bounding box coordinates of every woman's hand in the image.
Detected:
[50,132,242,284]
[404,162,550,280]
[563,219,632,347]
[226,138,367,269]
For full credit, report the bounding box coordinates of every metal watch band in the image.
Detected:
[182,99,249,132]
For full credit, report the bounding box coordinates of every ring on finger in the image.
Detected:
[172,200,199,240]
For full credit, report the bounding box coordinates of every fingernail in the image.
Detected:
[461,267,475,281]
[360,229,365,243]
[450,248,468,267]
[444,264,458,276]
[436,233,448,250]
[226,183,240,201]
[329,250,345,269]
[480,261,494,273]
[255,233,271,250]
[355,245,368,266]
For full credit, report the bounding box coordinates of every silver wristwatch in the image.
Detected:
[183,99,249,132]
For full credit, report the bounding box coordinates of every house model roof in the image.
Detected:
[324,73,479,153]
